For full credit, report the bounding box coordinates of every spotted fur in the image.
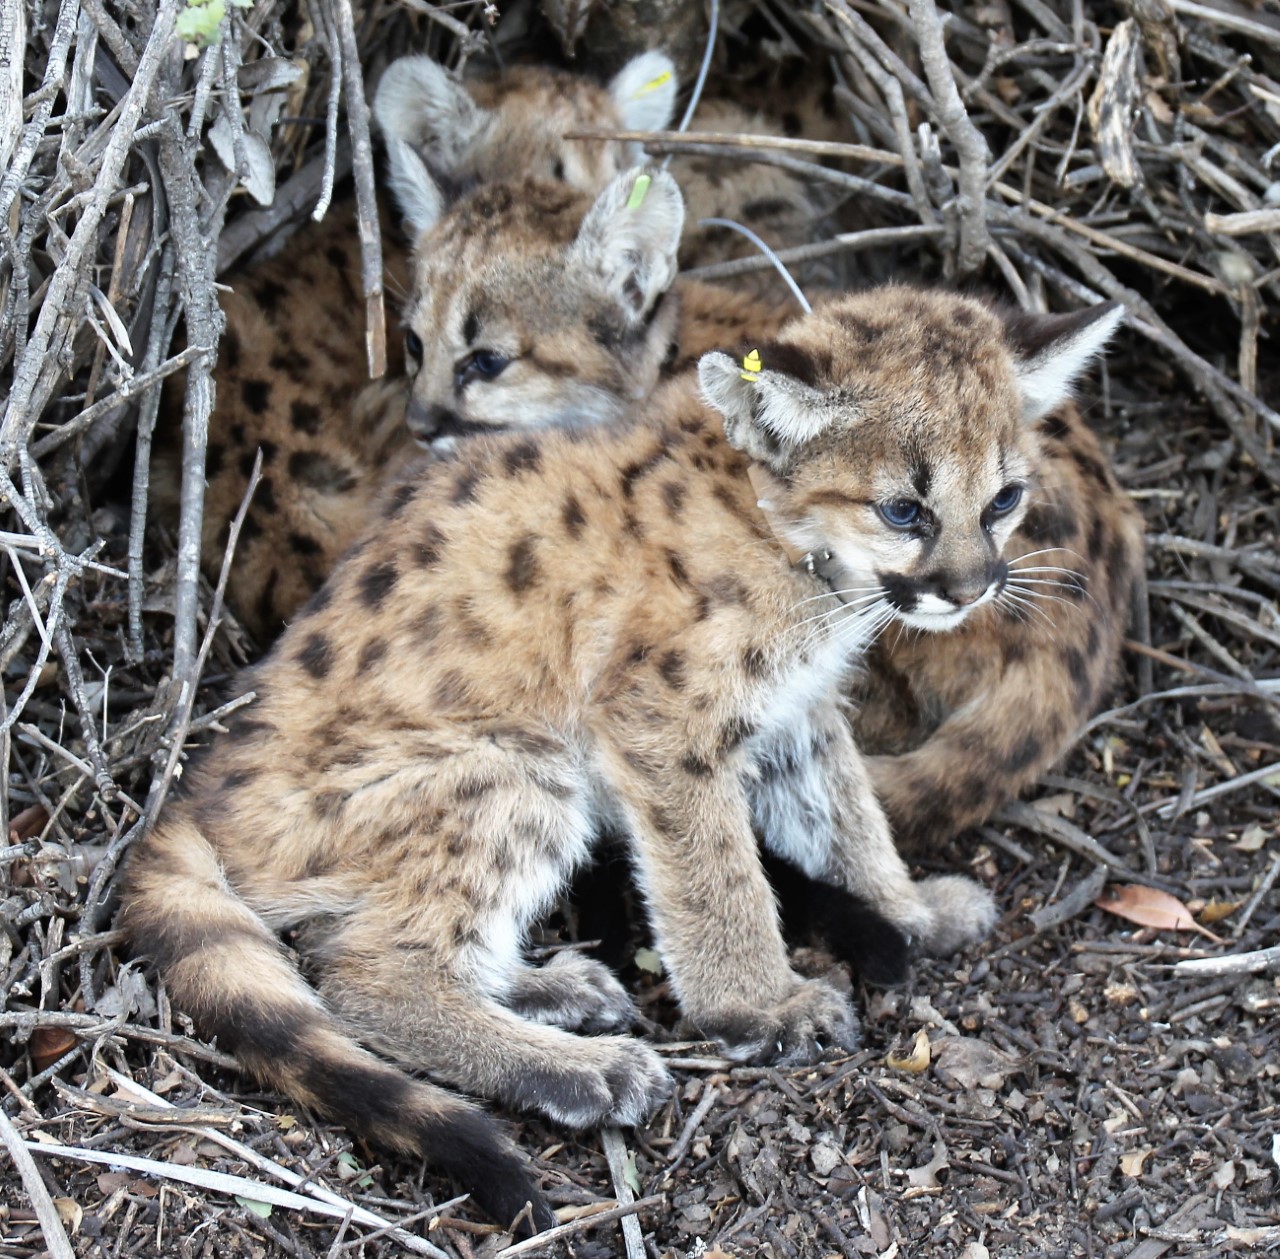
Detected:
[700,291,1144,848]
[123,288,1010,1231]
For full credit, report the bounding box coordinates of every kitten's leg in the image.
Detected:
[504,951,638,1033]
[309,725,670,1129]
[753,701,997,957]
[600,739,860,1066]
[319,940,669,1129]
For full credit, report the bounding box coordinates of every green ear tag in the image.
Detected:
[626,173,652,211]
[634,70,672,97]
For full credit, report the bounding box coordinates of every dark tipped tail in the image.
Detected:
[120,817,555,1234]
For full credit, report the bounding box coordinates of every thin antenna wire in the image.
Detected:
[696,217,813,313]
[662,0,719,169]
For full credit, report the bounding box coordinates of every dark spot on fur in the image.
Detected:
[290,402,322,434]
[222,768,258,791]
[1023,502,1078,548]
[1007,737,1043,773]
[453,469,481,504]
[562,495,586,537]
[742,645,767,677]
[241,379,271,415]
[463,310,479,345]
[1071,448,1109,488]
[357,562,398,610]
[289,451,358,493]
[505,536,540,594]
[503,441,541,477]
[414,606,442,642]
[911,461,933,499]
[289,532,322,556]
[271,348,311,382]
[385,483,415,519]
[680,753,714,777]
[222,328,242,370]
[413,524,446,567]
[1065,646,1090,705]
[298,632,334,679]
[252,277,286,313]
[619,447,667,499]
[661,481,686,517]
[657,650,685,689]
[206,442,225,479]
[717,716,755,756]
[1085,620,1101,660]
[454,777,494,802]
[1039,413,1071,442]
[666,550,691,588]
[358,638,388,671]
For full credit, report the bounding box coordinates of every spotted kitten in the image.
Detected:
[154,52,678,639]
[126,285,1113,1233]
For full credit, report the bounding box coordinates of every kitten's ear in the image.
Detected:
[698,351,838,471]
[383,139,446,238]
[1005,301,1125,423]
[373,55,489,171]
[570,167,683,320]
[608,51,678,137]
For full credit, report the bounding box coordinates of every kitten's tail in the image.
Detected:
[119,815,553,1235]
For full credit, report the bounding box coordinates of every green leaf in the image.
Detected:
[623,1151,641,1196]
[177,0,227,47]
[234,1196,272,1219]
[633,947,663,975]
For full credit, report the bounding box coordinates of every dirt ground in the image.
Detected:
[3,0,1280,1256]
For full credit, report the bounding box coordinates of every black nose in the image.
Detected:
[938,562,1005,607]
[406,401,454,441]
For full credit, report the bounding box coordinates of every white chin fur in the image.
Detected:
[896,585,997,632]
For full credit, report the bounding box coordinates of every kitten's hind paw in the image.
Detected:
[915,874,998,955]
[509,952,638,1034]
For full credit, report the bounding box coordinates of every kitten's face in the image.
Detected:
[399,171,684,451]
[700,288,1123,636]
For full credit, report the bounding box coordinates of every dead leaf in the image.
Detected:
[1233,823,1269,852]
[906,1139,949,1189]
[931,1037,1019,1091]
[53,1198,81,1234]
[886,1028,930,1073]
[1095,884,1222,942]
[30,1026,78,1072]
[1200,898,1241,924]
[9,803,48,843]
[1119,1148,1153,1176]
[97,1172,130,1195]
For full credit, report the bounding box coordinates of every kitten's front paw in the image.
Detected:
[915,874,998,955]
[700,978,861,1067]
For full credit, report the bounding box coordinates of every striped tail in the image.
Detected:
[119,816,554,1234]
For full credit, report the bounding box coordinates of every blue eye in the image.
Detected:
[456,350,510,388]
[879,499,922,528]
[990,483,1023,514]
[404,329,424,364]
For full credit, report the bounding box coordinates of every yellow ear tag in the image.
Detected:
[633,69,673,97]
[740,348,762,382]
[626,173,652,211]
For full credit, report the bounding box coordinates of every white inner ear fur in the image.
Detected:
[698,353,836,457]
[1014,303,1125,423]
[570,167,684,318]
[608,51,678,137]
[373,55,487,169]
[383,139,445,239]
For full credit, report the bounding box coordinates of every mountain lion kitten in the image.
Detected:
[155,53,677,639]
[122,285,1122,1230]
